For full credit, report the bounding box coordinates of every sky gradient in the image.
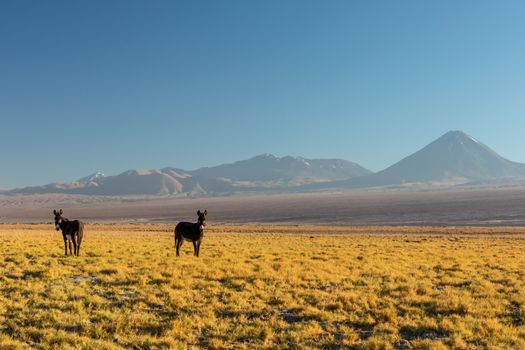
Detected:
[1,1,525,189]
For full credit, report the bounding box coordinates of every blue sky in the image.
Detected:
[1,1,524,189]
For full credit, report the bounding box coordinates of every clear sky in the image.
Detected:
[1,1,524,189]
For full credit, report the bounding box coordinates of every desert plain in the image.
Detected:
[1,186,525,226]
[1,188,525,348]
[1,224,525,349]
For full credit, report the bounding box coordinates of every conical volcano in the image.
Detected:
[346,131,525,187]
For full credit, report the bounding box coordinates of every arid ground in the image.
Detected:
[2,186,525,226]
[1,224,525,349]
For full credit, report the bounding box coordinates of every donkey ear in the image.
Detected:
[59,209,63,215]
[53,210,57,215]
[197,210,201,216]
[204,210,207,216]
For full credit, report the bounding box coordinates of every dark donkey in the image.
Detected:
[53,209,84,256]
[174,210,207,257]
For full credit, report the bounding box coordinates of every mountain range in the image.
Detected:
[7,155,371,196]
[5,131,525,196]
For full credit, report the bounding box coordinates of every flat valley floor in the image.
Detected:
[1,224,525,349]
[3,186,525,226]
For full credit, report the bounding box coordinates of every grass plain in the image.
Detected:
[1,224,525,349]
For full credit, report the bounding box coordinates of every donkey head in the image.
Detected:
[197,210,207,227]
[53,209,64,231]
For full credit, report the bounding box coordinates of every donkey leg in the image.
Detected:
[68,241,73,255]
[77,242,81,256]
[64,240,68,255]
[192,241,197,256]
[196,241,201,257]
[176,239,182,256]
[72,236,77,256]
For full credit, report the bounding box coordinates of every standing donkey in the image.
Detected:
[53,209,84,256]
[174,210,207,257]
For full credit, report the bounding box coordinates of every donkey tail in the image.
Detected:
[78,221,84,245]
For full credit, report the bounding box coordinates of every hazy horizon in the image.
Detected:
[1,1,525,188]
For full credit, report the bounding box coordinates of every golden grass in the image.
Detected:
[1,224,525,349]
